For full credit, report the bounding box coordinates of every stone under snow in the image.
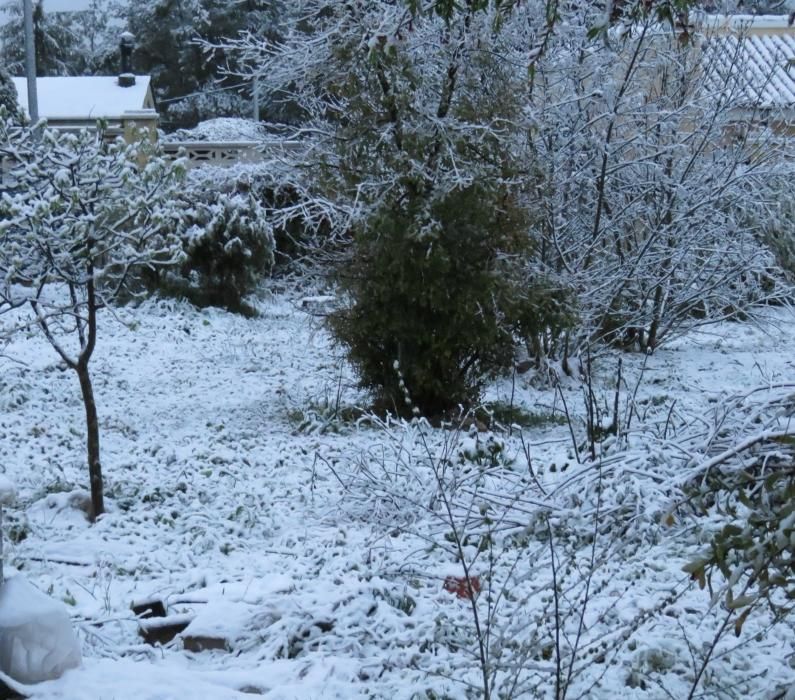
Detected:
[0,576,81,684]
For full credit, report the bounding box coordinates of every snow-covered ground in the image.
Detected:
[0,291,793,699]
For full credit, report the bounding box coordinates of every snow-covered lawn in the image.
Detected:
[0,292,793,699]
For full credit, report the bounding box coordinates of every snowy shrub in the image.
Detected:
[528,22,794,354]
[149,174,274,314]
[684,433,795,634]
[225,166,338,270]
[178,190,274,314]
[283,6,574,414]
[755,175,795,285]
[0,72,22,124]
[329,184,571,415]
[151,162,339,313]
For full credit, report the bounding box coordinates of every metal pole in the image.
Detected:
[253,75,259,122]
[1,505,4,586]
[23,0,38,123]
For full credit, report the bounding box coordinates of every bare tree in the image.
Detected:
[527,14,792,365]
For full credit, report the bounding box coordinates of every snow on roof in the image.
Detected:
[11,76,154,121]
[702,31,795,109]
[703,14,795,32]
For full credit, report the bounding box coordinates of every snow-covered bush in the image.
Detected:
[217,1,576,413]
[166,186,275,315]
[529,19,793,354]
[329,184,572,415]
[211,0,793,399]
[681,402,795,635]
[150,162,338,313]
[184,191,273,312]
[754,174,795,284]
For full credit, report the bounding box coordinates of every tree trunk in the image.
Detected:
[75,363,104,521]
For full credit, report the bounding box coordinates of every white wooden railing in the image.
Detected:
[160,140,301,168]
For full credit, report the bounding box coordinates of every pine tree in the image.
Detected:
[114,0,286,127]
[0,0,82,76]
[0,64,22,122]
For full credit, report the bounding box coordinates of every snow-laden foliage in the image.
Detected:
[164,183,275,315]
[146,159,340,313]
[214,2,581,413]
[530,18,793,355]
[0,116,185,519]
[0,0,123,77]
[0,0,84,77]
[0,123,184,307]
[218,1,791,387]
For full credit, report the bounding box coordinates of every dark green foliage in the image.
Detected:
[329,183,570,416]
[182,191,274,312]
[116,0,286,127]
[152,186,275,315]
[684,442,795,635]
[0,0,83,76]
[316,9,575,415]
[0,65,22,122]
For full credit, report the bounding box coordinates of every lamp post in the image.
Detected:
[23,0,38,123]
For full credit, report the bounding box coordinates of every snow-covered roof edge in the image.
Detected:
[10,76,155,121]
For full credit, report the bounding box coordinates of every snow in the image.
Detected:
[705,14,795,32]
[0,476,15,507]
[0,291,792,698]
[0,576,81,684]
[10,76,154,121]
[167,118,287,143]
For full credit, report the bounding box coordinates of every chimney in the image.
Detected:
[118,32,135,87]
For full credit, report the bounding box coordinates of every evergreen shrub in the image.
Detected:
[179,190,275,313]
[150,178,275,315]
[328,183,574,416]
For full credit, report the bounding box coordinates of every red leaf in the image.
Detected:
[443,575,480,599]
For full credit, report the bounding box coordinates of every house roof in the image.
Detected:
[700,16,795,110]
[11,76,155,121]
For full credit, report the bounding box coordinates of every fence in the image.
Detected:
[160,140,302,168]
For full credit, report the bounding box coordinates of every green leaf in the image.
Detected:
[682,559,707,587]
[734,607,752,637]
[587,24,605,41]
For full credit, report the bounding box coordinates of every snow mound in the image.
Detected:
[0,476,15,506]
[167,118,286,143]
[0,576,81,684]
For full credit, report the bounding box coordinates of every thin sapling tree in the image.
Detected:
[0,118,185,520]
